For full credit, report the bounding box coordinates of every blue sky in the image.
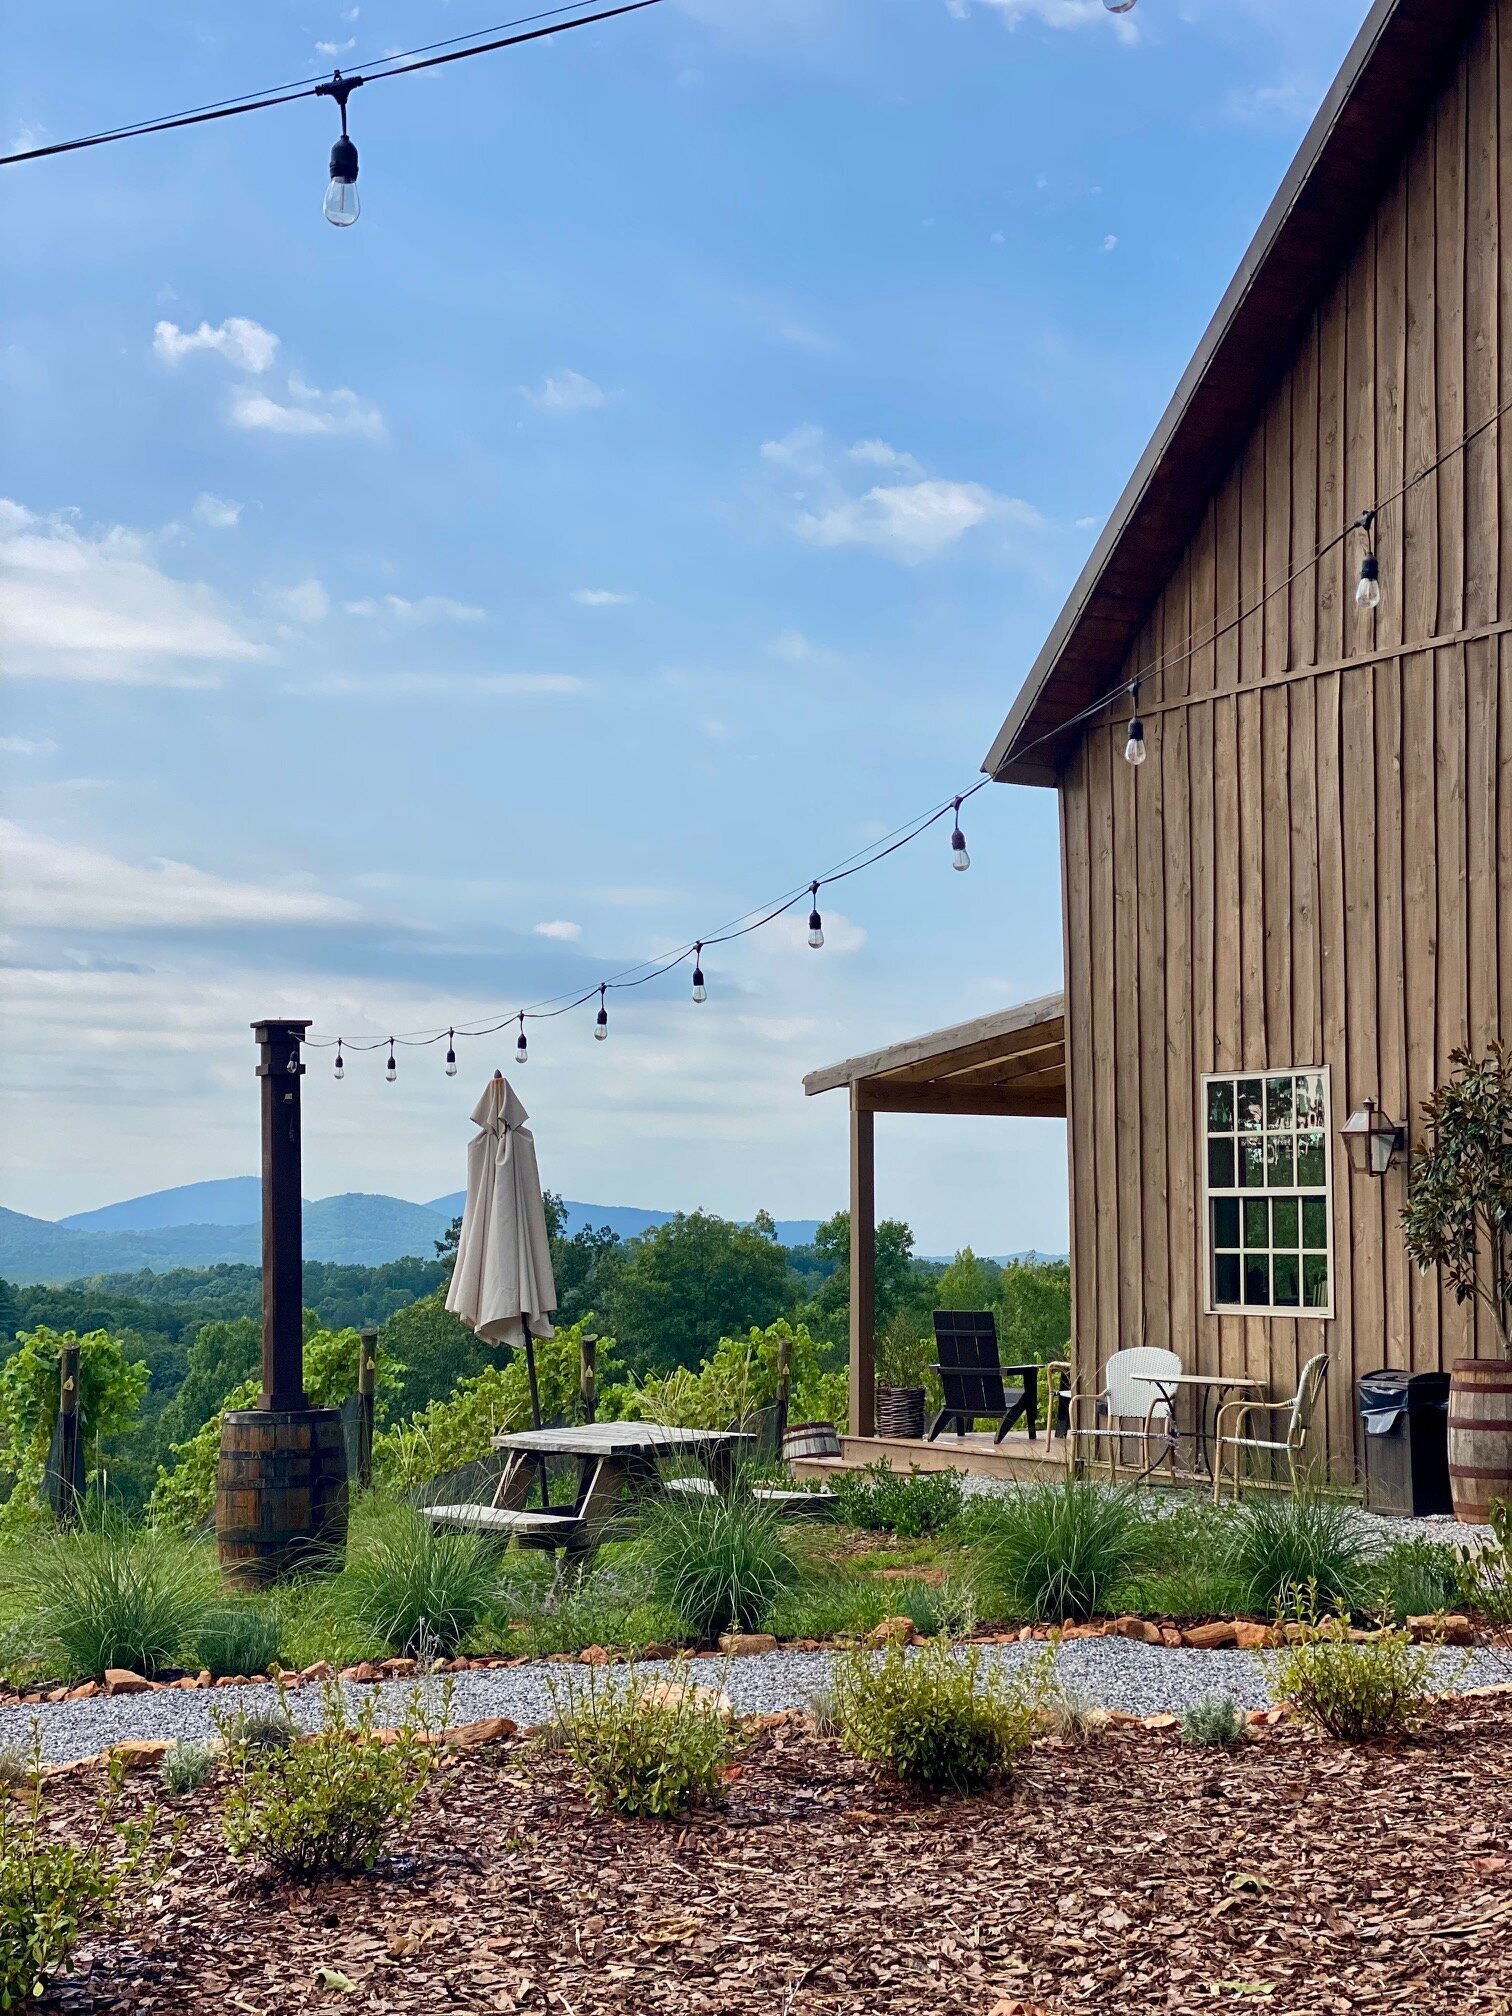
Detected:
[1,0,1371,1248]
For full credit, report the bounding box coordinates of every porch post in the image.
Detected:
[849,1090,876,1438]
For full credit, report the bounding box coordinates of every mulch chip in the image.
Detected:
[45,1696,1512,2015]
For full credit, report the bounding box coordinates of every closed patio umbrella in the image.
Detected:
[446,1073,559,1458]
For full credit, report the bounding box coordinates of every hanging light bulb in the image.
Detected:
[334,1044,345,1081]
[950,797,970,872]
[286,1040,300,1074]
[316,70,363,227]
[445,1030,458,1077]
[691,944,707,1004]
[385,1039,397,1082]
[594,985,609,1041]
[516,1013,528,1065]
[1123,681,1147,767]
[1356,551,1382,612]
[1104,0,1137,12]
[807,883,824,950]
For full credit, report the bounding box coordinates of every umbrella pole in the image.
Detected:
[522,1320,549,1509]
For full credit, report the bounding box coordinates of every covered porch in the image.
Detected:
[799,991,1068,1484]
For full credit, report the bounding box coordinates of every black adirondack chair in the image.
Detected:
[929,1311,1039,1443]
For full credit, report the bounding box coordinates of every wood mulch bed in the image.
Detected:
[47,1697,1512,2016]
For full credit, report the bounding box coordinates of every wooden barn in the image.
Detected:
[810,0,1512,1489]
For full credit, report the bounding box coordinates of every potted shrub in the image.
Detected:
[874,1313,931,1440]
[1402,1044,1512,1525]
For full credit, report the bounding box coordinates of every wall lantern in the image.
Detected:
[1340,1097,1406,1177]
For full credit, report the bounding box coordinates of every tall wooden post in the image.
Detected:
[55,1338,82,1526]
[216,1017,348,1588]
[579,1333,598,1424]
[849,1092,876,1439]
[774,1328,793,1454]
[356,1329,378,1489]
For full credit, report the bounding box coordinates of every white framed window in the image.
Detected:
[1202,1068,1333,1318]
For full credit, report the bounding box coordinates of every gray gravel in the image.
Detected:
[3,1639,1506,1767]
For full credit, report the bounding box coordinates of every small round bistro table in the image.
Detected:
[1132,1372,1264,1482]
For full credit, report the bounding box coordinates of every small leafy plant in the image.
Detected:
[643,1484,796,1642]
[832,1637,1042,1793]
[551,1663,735,1819]
[1266,1594,1444,1741]
[972,1481,1148,1624]
[0,1742,159,2008]
[195,1603,280,1679]
[831,1461,964,1539]
[159,1741,219,1796]
[1375,1537,1466,1623]
[218,1681,440,1879]
[1180,1695,1247,1748]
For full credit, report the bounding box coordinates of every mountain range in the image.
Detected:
[0,1178,823,1285]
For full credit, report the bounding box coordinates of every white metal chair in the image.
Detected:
[1211,1353,1331,1503]
[1065,1347,1182,1479]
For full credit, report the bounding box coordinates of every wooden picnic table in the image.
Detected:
[423,1422,753,1557]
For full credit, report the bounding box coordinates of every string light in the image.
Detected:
[1104,0,1137,13]
[315,71,361,226]
[594,985,609,1041]
[445,1030,458,1076]
[691,944,707,1004]
[1355,509,1382,612]
[333,1043,345,1081]
[950,797,970,872]
[807,883,824,950]
[1123,683,1147,767]
[385,1039,397,1082]
[286,1040,300,1074]
[516,1013,528,1064]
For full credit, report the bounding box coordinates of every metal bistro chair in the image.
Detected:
[1065,1346,1182,1480]
[1211,1353,1331,1503]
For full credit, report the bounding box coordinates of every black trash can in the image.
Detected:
[1357,1369,1452,1518]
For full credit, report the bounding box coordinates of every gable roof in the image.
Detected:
[983,0,1488,788]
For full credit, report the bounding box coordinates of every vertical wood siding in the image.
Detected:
[1060,2,1511,1478]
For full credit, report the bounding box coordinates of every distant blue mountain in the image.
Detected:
[61,1177,264,1232]
[426,1195,820,1246]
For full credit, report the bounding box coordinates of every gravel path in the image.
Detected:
[3,1640,1506,1766]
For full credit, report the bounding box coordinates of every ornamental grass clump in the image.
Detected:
[1226,1494,1367,1618]
[1179,1695,1248,1749]
[832,1637,1043,1794]
[20,1528,216,1680]
[218,1681,442,1880]
[551,1663,735,1819]
[1266,1594,1445,1742]
[339,1505,501,1657]
[643,1483,796,1642]
[972,1481,1149,1624]
[194,1602,280,1679]
[830,1460,965,1539]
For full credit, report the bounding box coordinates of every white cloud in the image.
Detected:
[759,424,830,481]
[1222,78,1315,128]
[0,499,262,684]
[1075,513,1103,531]
[295,671,585,697]
[192,493,241,528]
[571,588,634,607]
[847,438,923,475]
[768,629,845,669]
[275,579,331,623]
[0,735,55,756]
[0,819,357,931]
[533,920,583,941]
[316,37,356,55]
[1102,233,1119,252]
[520,369,608,414]
[949,0,1139,44]
[229,376,384,440]
[153,317,279,373]
[342,593,484,623]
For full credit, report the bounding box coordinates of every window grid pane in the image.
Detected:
[1204,1068,1330,1317]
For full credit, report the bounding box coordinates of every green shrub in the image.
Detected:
[643,1485,796,1642]
[888,1575,979,1643]
[19,1529,215,1680]
[552,1663,735,1818]
[768,1573,892,1643]
[505,1561,662,1658]
[159,1742,218,1796]
[1180,1695,1247,1748]
[1375,1537,1465,1623]
[219,1682,439,1879]
[1267,1602,1443,1741]
[1226,1495,1367,1617]
[973,1481,1148,1624]
[195,1603,280,1679]
[340,1508,499,1656]
[1459,1499,1512,1639]
[832,1637,1042,1793]
[831,1461,964,1539]
[0,1746,158,2008]
[214,1703,296,1754]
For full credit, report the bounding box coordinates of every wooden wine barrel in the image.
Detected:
[782,1421,841,1463]
[216,1408,349,1588]
[1447,1358,1512,1526]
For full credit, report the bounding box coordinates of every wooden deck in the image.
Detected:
[789,1430,1069,1488]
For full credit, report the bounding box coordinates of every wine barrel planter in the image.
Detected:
[1447,1358,1512,1525]
[782,1421,841,1464]
[216,1408,349,1589]
[876,1385,926,1439]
